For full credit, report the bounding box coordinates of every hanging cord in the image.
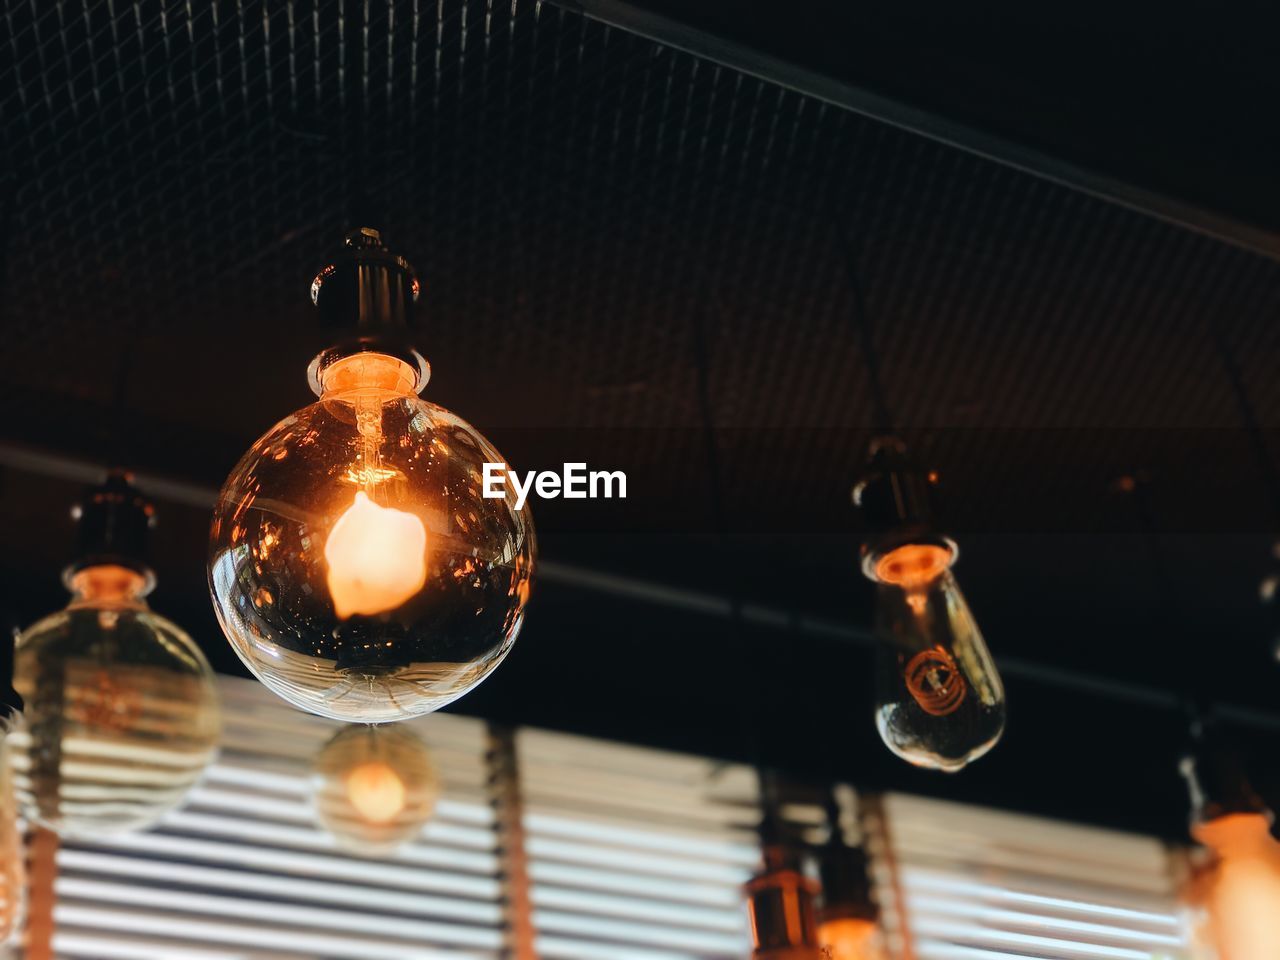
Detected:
[1118,474,1210,719]
[831,206,896,435]
[1210,318,1280,527]
[689,306,770,772]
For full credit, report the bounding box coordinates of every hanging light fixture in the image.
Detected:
[208,228,536,722]
[1180,724,1280,960]
[8,473,221,836]
[0,714,23,946]
[746,843,827,960]
[312,723,440,856]
[853,438,1005,772]
[817,791,884,960]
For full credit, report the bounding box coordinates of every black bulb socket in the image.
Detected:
[852,437,948,556]
[62,470,156,585]
[311,227,420,335]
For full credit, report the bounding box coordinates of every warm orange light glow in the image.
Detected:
[1188,813,1280,960]
[874,543,952,589]
[818,918,881,960]
[345,760,407,824]
[325,492,428,619]
[68,565,148,605]
[320,353,418,399]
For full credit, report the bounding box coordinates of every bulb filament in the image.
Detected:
[904,646,967,717]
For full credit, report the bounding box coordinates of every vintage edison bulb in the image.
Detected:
[865,541,1005,772]
[10,565,221,835]
[1185,813,1280,960]
[818,918,884,960]
[0,716,24,944]
[210,347,535,722]
[312,723,439,855]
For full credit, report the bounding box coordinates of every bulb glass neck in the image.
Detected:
[1195,812,1278,858]
[308,342,431,400]
[66,563,154,608]
[862,538,956,586]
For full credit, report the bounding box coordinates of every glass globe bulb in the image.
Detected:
[865,541,1005,772]
[818,918,885,960]
[312,723,439,856]
[209,348,535,722]
[9,565,221,836]
[1186,813,1280,960]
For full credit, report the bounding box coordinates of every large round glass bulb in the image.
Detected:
[866,541,1005,772]
[209,349,535,722]
[312,723,440,856]
[9,565,221,836]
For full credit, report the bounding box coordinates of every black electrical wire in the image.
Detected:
[832,207,896,435]
[1210,318,1280,528]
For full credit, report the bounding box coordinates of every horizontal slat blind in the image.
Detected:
[878,793,1193,960]
[517,728,757,960]
[51,676,502,960]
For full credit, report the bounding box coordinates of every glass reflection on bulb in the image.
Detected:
[210,346,535,724]
[312,723,439,856]
[9,565,221,836]
[1186,813,1280,960]
[865,541,1005,772]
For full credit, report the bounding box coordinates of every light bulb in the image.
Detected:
[866,542,1005,771]
[210,231,535,723]
[818,918,883,960]
[9,476,221,836]
[1186,814,1280,960]
[312,723,439,856]
[0,716,24,945]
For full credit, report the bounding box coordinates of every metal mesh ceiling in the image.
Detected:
[4,1,1280,721]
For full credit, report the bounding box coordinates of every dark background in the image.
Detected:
[4,0,1280,840]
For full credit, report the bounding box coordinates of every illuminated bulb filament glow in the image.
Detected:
[1191,814,1280,960]
[818,919,880,960]
[324,492,428,619]
[345,761,407,824]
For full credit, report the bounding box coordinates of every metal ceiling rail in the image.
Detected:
[1,440,1278,735]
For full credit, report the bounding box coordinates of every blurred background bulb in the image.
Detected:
[1187,814,1280,960]
[0,716,25,945]
[312,723,440,856]
[9,474,221,836]
[1180,728,1280,960]
[855,440,1004,773]
[210,231,535,723]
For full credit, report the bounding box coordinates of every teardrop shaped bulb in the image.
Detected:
[868,543,1005,772]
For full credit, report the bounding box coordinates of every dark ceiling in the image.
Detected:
[4,0,1280,840]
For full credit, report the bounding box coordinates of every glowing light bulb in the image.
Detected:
[10,475,221,836]
[1186,814,1280,960]
[854,440,1004,772]
[818,918,882,960]
[866,542,1005,771]
[346,761,407,823]
[313,723,439,856]
[0,717,24,945]
[326,492,428,619]
[209,231,535,723]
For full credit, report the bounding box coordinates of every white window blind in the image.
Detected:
[14,674,1201,960]
[516,728,757,960]
[49,676,503,960]
[875,793,1193,960]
